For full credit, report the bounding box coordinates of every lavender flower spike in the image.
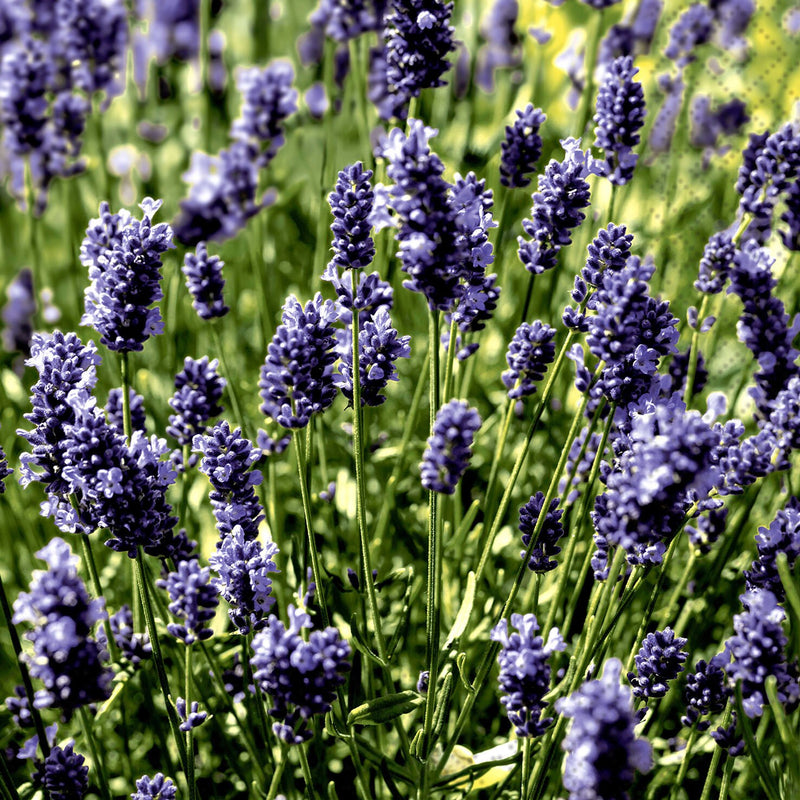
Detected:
[420,400,481,494]
[519,492,565,573]
[502,321,557,400]
[259,294,339,429]
[12,538,112,712]
[159,559,219,645]
[593,56,646,185]
[81,198,175,352]
[557,658,652,800]
[36,742,89,800]
[628,627,688,700]
[250,605,351,744]
[167,356,226,450]
[131,773,178,800]
[182,243,229,320]
[328,161,375,271]
[491,614,565,737]
[500,104,546,189]
[517,138,595,275]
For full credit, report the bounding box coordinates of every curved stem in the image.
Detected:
[79,706,112,800]
[185,643,196,800]
[120,352,133,443]
[264,743,290,800]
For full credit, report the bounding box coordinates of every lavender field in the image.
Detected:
[1,1,800,799]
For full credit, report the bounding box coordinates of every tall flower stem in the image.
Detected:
[78,706,112,800]
[78,532,119,663]
[432,383,594,784]
[210,322,249,439]
[542,405,614,636]
[243,632,273,756]
[0,570,51,759]
[0,751,20,800]
[441,315,458,403]
[421,310,443,775]
[292,431,330,628]
[669,722,699,800]
[265,742,290,800]
[134,548,189,776]
[699,707,732,800]
[185,643,197,800]
[120,352,133,442]
[298,744,320,800]
[351,306,389,660]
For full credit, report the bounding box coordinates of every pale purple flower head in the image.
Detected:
[420,399,481,494]
[182,243,229,320]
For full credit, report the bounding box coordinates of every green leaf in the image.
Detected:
[347,690,425,727]
[349,612,388,667]
[443,570,476,652]
[94,669,133,722]
[432,669,454,740]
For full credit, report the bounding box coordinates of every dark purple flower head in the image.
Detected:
[664,4,714,65]
[19,331,100,496]
[106,387,147,435]
[167,356,226,450]
[695,231,736,294]
[232,61,298,168]
[517,138,596,275]
[502,321,557,400]
[491,614,564,738]
[780,180,800,251]
[711,713,745,755]
[81,198,175,352]
[209,525,280,634]
[628,627,688,700]
[593,56,646,185]
[374,0,455,120]
[557,658,652,800]
[328,161,375,271]
[727,242,800,415]
[2,267,35,355]
[193,421,264,542]
[475,0,521,92]
[310,0,386,42]
[36,742,89,800]
[12,538,112,712]
[736,124,800,224]
[108,604,151,666]
[335,306,410,407]
[519,492,565,573]
[54,0,128,99]
[259,294,339,429]
[500,104,546,188]
[250,605,351,744]
[131,773,178,800]
[744,497,800,601]
[381,121,468,309]
[420,399,481,494]
[182,243,229,320]
[690,96,749,149]
[650,70,684,153]
[159,559,219,645]
[174,142,264,246]
[176,697,207,731]
[682,654,730,729]
[592,395,724,575]
[711,0,755,51]
[724,589,799,718]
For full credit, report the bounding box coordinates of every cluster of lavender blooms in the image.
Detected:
[250,605,351,744]
[182,243,229,320]
[557,659,652,800]
[420,399,481,494]
[12,538,112,712]
[175,60,298,245]
[0,0,127,212]
[491,614,564,737]
[628,628,688,702]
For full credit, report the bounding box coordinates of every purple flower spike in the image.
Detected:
[36,742,89,800]
[682,654,730,730]
[12,538,112,713]
[131,773,178,800]
[328,161,375,271]
[167,356,226,450]
[159,559,219,645]
[491,614,565,738]
[593,56,646,185]
[182,243,229,320]
[519,492,565,573]
[250,606,351,744]
[420,399,481,494]
[81,198,175,353]
[517,138,595,275]
[628,627,688,700]
[502,321,557,400]
[500,104,546,188]
[557,658,653,800]
[724,589,799,718]
[259,294,339,429]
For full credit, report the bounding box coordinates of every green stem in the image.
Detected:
[522,738,532,800]
[519,272,535,326]
[441,315,458,403]
[134,549,189,774]
[292,431,330,626]
[79,533,119,662]
[699,746,725,800]
[576,11,604,140]
[210,322,249,439]
[298,744,320,800]
[0,751,20,800]
[670,724,699,800]
[421,309,443,777]
[684,294,709,405]
[719,753,735,800]
[120,352,133,442]
[265,743,290,800]
[78,706,112,800]
[185,643,196,800]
